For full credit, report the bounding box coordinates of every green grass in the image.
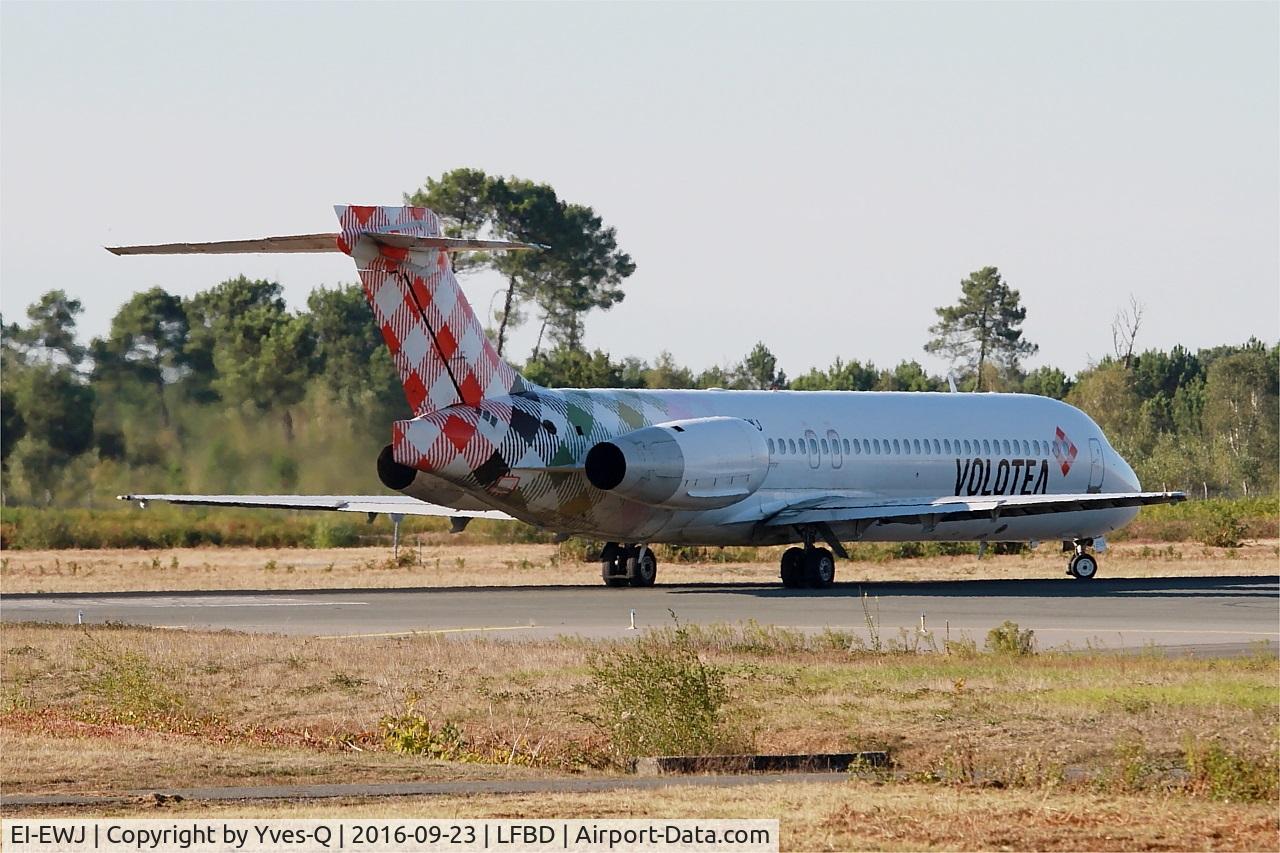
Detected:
[1039,682,1277,713]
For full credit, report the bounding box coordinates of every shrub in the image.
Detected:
[1112,496,1277,542]
[8,512,76,549]
[944,637,979,657]
[891,541,925,559]
[931,541,977,557]
[1183,736,1279,802]
[991,542,1025,555]
[589,623,750,764]
[1198,503,1246,548]
[310,520,361,548]
[1101,735,1159,794]
[653,544,761,563]
[380,699,470,760]
[1003,749,1065,790]
[556,539,603,562]
[75,634,183,719]
[985,620,1035,656]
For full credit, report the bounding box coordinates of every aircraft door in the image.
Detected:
[1087,438,1105,493]
[803,429,820,469]
[827,429,843,469]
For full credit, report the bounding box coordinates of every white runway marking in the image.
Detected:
[316,625,533,640]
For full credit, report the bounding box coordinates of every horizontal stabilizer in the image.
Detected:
[107,234,542,256]
[117,493,513,520]
[108,203,533,418]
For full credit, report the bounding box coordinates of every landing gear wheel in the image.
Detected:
[629,548,657,587]
[780,547,806,588]
[805,547,836,589]
[601,544,627,588]
[1068,553,1098,580]
[601,558,628,587]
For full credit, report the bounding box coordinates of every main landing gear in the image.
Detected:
[780,535,836,590]
[601,543,657,588]
[1066,539,1099,581]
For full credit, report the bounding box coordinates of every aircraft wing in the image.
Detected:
[762,491,1185,529]
[116,493,513,520]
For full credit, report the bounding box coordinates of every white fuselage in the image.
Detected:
[651,391,1139,544]
[406,389,1142,546]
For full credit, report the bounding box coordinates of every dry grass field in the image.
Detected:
[3,623,1275,794]
[3,538,1277,593]
[6,784,1277,852]
[4,518,1277,849]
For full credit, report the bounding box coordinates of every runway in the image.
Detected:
[5,575,1277,652]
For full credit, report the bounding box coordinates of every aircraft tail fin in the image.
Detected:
[107,206,538,417]
[335,205,531,416]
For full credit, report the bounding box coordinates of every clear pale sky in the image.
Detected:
[2,2,1276,378]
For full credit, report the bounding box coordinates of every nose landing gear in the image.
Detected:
[1066,539,1099,580]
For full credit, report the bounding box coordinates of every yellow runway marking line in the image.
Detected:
[315,625,533,640]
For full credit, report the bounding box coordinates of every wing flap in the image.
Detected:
[763,491,1185,528]
[116,493,513,520]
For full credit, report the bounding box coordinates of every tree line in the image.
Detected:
[1,171,1276,506]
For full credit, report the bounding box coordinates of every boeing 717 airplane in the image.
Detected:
[111,204,1184,587]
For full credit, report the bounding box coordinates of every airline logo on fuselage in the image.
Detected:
[1053,426,1078,476]
[952,427,1076,496]
[954,457,1049,496]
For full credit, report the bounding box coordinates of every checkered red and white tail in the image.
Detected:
[336,205,525,415]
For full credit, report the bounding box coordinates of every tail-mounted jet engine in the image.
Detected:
[377,443,495,512]
[585,416,769,509]
[377,444,417,491]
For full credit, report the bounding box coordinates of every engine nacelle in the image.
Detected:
[584,417,769,509]
[377,444,417,490]
[377,444,498,512]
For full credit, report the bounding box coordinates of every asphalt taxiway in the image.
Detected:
[4,575,1277,653]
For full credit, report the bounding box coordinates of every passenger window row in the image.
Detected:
[766,435,1067,459]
